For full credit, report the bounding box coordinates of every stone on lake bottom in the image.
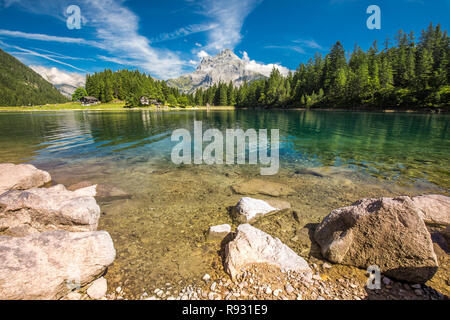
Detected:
[207,224,231,241]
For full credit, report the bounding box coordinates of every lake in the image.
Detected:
[0,109,448,297]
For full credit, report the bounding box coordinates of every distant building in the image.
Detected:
[80,96,100,106]
[140,96,150,106]
[140,96,162,107]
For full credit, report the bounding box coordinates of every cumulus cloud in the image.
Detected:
[242,51,290,77]
[30,65,85,88]
[197,50,210,59]
[199,0,262,52]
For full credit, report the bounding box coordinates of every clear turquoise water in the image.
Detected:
[0,110,448,189]
[0,109,448,296]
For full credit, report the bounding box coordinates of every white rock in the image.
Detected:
[225,224,312,279]
[208,292,216,300]
[202,274,211,282]
[207,224,231,241]
[265,286,272,295]
[0,184,100,236]
[273,289,282,297]
[0,230,115,300]
[0,163,51,195]
[210,282,217,291]
[66,292,82,300]
[411,195,450,226]
[87,277,108,300]
[285,284,294,294]
[233,197,279,222]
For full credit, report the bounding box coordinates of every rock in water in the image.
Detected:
[225,224,311,280]
[68,181,131,202]
[0,163,51,195]
[232,197,289,223]
[0,184,100,236]
[314,197,438,283]
[0,230,116,300]
[410,194,450,226]
[207,224,231,241]
[87,277,108,300]
[231,179,295,197]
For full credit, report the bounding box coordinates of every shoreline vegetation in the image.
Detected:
[0,101,447,113]
[0,24,448,111]
[66,23,450,112]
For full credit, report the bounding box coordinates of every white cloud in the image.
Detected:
[79,0,186,79]
[265,45,306,54]
[30,65,85,88]
[242,51,290,77]
[199,0,262,52]
[0,0,189,79]
[150,23,218,43]
[0,40,88,72]
[293,39,323,50]
[0,29,102,48]
[195,43,202,47]
[197,50,210,59]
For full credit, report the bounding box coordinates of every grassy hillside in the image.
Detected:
[0,48,68,107]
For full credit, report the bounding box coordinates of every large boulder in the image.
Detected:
[225,224,311,280]
[411,194,450,226]
[232,197,290,223]
[0,230,116,300]
[231,179,295,197]
[0,184,100,236]
[314,197,438,283]
[0,163,51,195]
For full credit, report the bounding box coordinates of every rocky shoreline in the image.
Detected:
[0,164,448,300]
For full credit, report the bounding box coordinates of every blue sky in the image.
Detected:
[0,0,449,80]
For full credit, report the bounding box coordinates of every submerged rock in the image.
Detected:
[231,179,295,197]
[0,163,51,195]
[232,197,290,223]
[0,184,100,236]
[0,230,116,300]
[68,181,131,201]
[411,194,450,226]
[225,224,311,280]
[207,224,231,241]
[314,197,438,283]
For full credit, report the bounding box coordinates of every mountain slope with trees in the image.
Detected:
[0,49,68,107]
[233,23,449,109]
[84,23,449,110]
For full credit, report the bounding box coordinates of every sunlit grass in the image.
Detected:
[0,101,235,111]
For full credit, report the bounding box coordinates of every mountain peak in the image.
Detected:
[167,50,289,94]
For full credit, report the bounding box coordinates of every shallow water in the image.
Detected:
[0,110,448,297]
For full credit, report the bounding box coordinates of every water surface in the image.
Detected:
[0,110,448,297]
